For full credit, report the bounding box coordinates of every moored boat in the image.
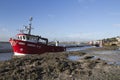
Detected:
[9,18,66,56]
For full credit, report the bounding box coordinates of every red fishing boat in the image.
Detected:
[9,18,66,56]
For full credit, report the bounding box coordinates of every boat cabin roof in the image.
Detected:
[17,33,39,38]
[16,33,48,44]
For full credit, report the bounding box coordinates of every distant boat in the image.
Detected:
[9,18,66,56]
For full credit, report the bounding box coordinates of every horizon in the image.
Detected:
[0,0,120,42]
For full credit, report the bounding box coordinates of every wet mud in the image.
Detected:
[0,51,120,80]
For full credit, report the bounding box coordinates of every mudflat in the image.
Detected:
[0,51,120,80]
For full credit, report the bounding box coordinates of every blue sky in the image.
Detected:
[0,0,120,42]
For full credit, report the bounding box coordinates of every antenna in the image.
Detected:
[29,17,33,26]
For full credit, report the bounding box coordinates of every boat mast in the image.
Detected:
[28,17,33,34]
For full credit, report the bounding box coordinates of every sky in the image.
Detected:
[0,0,120,42]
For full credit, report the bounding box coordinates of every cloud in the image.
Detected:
[67,33,90,38]
[1,28,8,32]
[113,24,120,27]
[0,28,10,41]
[66,32,109,41]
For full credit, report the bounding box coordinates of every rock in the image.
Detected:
[83,55,94,59]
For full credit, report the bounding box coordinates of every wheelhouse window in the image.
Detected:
[19,36,22,40]
[27,36,30,40]
[23,36,26,40]
[17,35,39,42]
[17,35,27,41]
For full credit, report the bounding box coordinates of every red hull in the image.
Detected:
[10,39,66,55]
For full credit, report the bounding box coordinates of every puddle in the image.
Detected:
[66,46,93,51]
[68,55,95,61]
[93,55,120,65]
[68,56,82,61]
[116,62,120,65]
[107,61,120,65]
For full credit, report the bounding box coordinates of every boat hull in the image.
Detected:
[9,39,66,56]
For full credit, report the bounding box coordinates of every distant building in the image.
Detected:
[88,40,103,47]
[116,36,120,42]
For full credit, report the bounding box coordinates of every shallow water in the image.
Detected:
[0,42,12,50]
[66,46,93,51]
[0,52,13,61]
[86,50,120,65]
[68,56,82,61]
